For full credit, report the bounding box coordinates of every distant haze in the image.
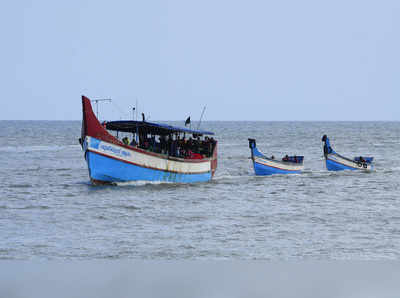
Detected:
[1,0,399,121]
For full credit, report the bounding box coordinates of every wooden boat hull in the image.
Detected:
[81,96,217,184]
[325,153,374,171]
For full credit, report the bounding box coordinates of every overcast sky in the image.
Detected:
[1,0,399,121]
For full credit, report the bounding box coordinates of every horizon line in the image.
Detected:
[0,119,399,122]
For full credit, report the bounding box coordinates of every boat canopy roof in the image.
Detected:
[105,120,215,136]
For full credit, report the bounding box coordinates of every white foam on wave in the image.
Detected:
[213,174,249,181]
[115,180,175,187]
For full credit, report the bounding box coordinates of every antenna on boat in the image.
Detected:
[136,99,138,121]
[135,98,139,143]
[197,106,206,130]
[91,98,112,119]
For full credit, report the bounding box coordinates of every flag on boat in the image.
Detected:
[185,116,191,126]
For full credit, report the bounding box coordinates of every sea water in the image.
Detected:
[0,121,399,260]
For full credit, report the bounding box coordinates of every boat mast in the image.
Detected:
[136,99,138,121]
[197,106,206,130]
[135,99,139,143]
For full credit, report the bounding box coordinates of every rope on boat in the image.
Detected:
[108,100,132,120]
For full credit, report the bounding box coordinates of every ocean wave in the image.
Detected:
[0,205,50,210]
[212,174,247,181]
[113,205,141,210]
[0,145,79,153]
[55,168,72,172]
[7,183,33,188]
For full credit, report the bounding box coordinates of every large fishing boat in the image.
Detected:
[248,139,304,175]
[322,135,373,171]
[80,95,217,184]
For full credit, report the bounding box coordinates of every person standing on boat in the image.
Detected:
[160,135,166,154]
[167,135,173,156]
[130,138,137,146]
[206,137,212,157]
[171,138,177,157]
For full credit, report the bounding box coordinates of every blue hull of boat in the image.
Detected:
[322,136,374,172]
[253,161,302,175]
[86,151,212,183]
[325,159,357,171]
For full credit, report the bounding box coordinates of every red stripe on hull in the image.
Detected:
[254,160,301,171]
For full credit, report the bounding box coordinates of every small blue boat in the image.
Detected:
[248,139,304,175]
[322,135,374,171]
